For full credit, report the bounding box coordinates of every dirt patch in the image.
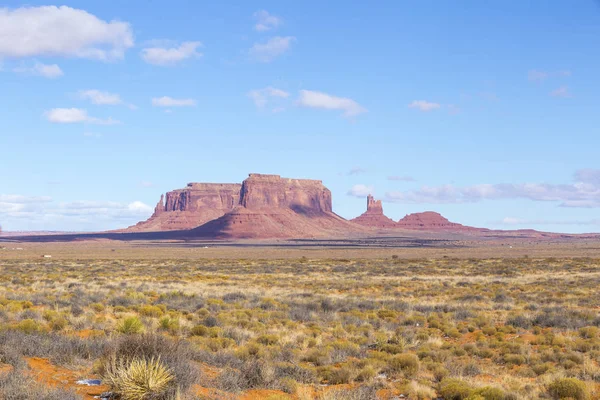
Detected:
[26,357,109,399]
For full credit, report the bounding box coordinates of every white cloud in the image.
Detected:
[347,184,374,198]
[151,96,196,107]
[253,10,282,32]
[0,195,52,204]
[44,108,120,125]
[574,169,600,185]
[247,86,289,108]
[140,181,154,188]
[249,36,295,62]
[408,100,441,112]
[0,6,133,61]
[78,89,136,109]
[551,86,571,98]
[13,62,63,78]
[79,90,120,105]
[141,41,202,66]
[0,198,154,231]
[385,169,600,208]
[298,90,367,117]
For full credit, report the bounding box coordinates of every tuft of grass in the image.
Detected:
[117,316,144,335]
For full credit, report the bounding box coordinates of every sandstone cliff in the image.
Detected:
[126,182,241,232]
[350,195,397,228]
[190,174,363,238]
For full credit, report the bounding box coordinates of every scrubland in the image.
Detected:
[0,256,599,399]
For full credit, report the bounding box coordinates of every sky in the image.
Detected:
[1,1,600,233]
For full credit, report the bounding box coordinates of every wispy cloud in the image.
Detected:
[528,69,571,82]
[13,62,63,78]
[298,90,367,118]
[408,100,441,112]
[151,96,196,107]
[347,184,374,198]
[78,89,136,109]
[141,41,202,66]
[347,167,367,176]
[253,10,282,32]
[528,70,550,82]
[0,6,133,61]
[0,194,153,230]
[44,108,120,125]
[385,169,600,208]
[247,86,289,109]
[500,217,600,226]
[249,36,295,62]
[550,86,572,98]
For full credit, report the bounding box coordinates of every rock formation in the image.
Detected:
[396,211,480,231]
[350,195,397,228]
[190,174,362,238]
[126,183,241,232]
[127,174,364,238]
[127,174,492,238]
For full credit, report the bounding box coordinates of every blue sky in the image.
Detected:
[1,1,600,233]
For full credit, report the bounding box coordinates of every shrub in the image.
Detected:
[104,356,174,400]
[50,317,68,332]
[15,319,40,334]
[389,353,419,377]
[439,378,473,400]
[117,317,144,334]
[355,365,377,382]
[138,305,164,318]
[547,378,589,400]
[579,326,599,339]
[257,334,279,346]
[473,386,506,400]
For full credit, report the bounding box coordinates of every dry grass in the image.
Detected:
[0,253,599,399]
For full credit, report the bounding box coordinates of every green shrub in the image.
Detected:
[139,305,164,318]
[50,317,68,331]
[16,319,40,334]
[439,378,473,400]
[389,353,419,377]
[355,365,377,382]
[579,326,599,339]
[473,386,506,400]
[547,378,589,400]
[117,317,144,335]
[256,334,279,346]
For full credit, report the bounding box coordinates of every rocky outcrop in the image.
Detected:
[396,211,478,231]
[126,174,362,238]
[350,195,397,228]
[190,174,361,238]
[126,183,241,232]
[240,174,332,213]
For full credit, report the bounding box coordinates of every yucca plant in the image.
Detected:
[117,316,144,334]
[104,356,175,400]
